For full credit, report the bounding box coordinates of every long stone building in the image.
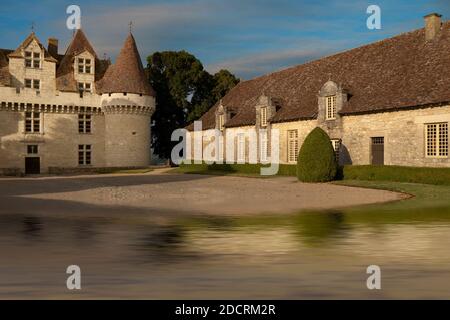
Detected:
[188,13,450,168]
[0,29,155,175]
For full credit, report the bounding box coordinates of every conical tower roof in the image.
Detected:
[100,33,155,96]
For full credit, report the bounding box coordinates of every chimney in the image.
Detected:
[424,13,442,41]
[47,38,59,58]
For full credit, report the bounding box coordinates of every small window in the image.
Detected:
[78,82,92,93]
[218,114,225,131]
[260,107,268,127]
[25,51,32,68]
[85,59,91,73]
[426,123,448,158]
[33,52,40,68]
[25,112,40,133]
[24,51,40,68]
[260,132,269,162]
[78,145,92,165]
[25,79,40,90]
[287,129,299,163]
[326,95,337,120]
[237,133,246,163]
[78,58,92,74]
[78,113,92,134]
[27,145,38,154]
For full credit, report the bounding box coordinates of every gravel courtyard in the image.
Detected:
[0,169,406,216]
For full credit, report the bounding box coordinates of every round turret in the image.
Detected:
[99,33,156,168]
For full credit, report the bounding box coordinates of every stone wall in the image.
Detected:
[272,120,317,164]
[341,105,450,167]
[0,109,106,173]
[188,104,450,168]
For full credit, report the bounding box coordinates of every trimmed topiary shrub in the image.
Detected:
[297,127,337,182]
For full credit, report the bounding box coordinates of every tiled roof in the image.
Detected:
[192,21,450,130]
[8,32,57,63]
[0,49,12,86]
[99,33,155,96]
[56,29,109,92]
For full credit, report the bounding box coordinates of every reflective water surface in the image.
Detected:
[2,205,450,299]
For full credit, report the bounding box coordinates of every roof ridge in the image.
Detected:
[240,22,448,83]
[194,17,450,130]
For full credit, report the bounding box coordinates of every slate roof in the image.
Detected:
[192,21,450,130]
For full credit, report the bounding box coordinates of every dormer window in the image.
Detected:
[78,58,92,74]
[25,51,40,68]
[260,107,268,127]
[218,114,225,131]
[326,95,337,120]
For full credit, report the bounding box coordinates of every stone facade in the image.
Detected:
[0,31,155,174]
[188,103,450,168]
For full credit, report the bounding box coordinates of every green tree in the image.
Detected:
[147,51,239,159]
[297,127,337,182]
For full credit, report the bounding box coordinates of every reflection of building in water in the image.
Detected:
[185,228,300,258]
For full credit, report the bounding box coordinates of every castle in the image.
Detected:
[188,13,450,168]
[0,29,155,175]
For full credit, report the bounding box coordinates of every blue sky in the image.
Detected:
[0,0,449,79]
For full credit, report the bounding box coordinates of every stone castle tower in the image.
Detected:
[100,33,156,167]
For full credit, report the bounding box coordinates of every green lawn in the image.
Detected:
[97,168,153,174]
[331,180,450,224]
[178,163,450,185]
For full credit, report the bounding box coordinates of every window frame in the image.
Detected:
[260,131,269,162]
[425,122,448,158]
[24,79,40,90]
[325,95,337,120]
[78,144,92,166]
[25,111,41,134]
[78,113,92,134]
[24,51,41,69]
[260,107,268,127]
[27,145,39,155]
[237,133,246,163]
[78,82,92,93]
[287,129,299,164]
[218,114,225,131]
[78,58,92,74]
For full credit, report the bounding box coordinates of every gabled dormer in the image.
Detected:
[318,80,348,124]
[215,100,236,131]
[57,29,99,94]
[255,94,280,129]
[8,32,57,93]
